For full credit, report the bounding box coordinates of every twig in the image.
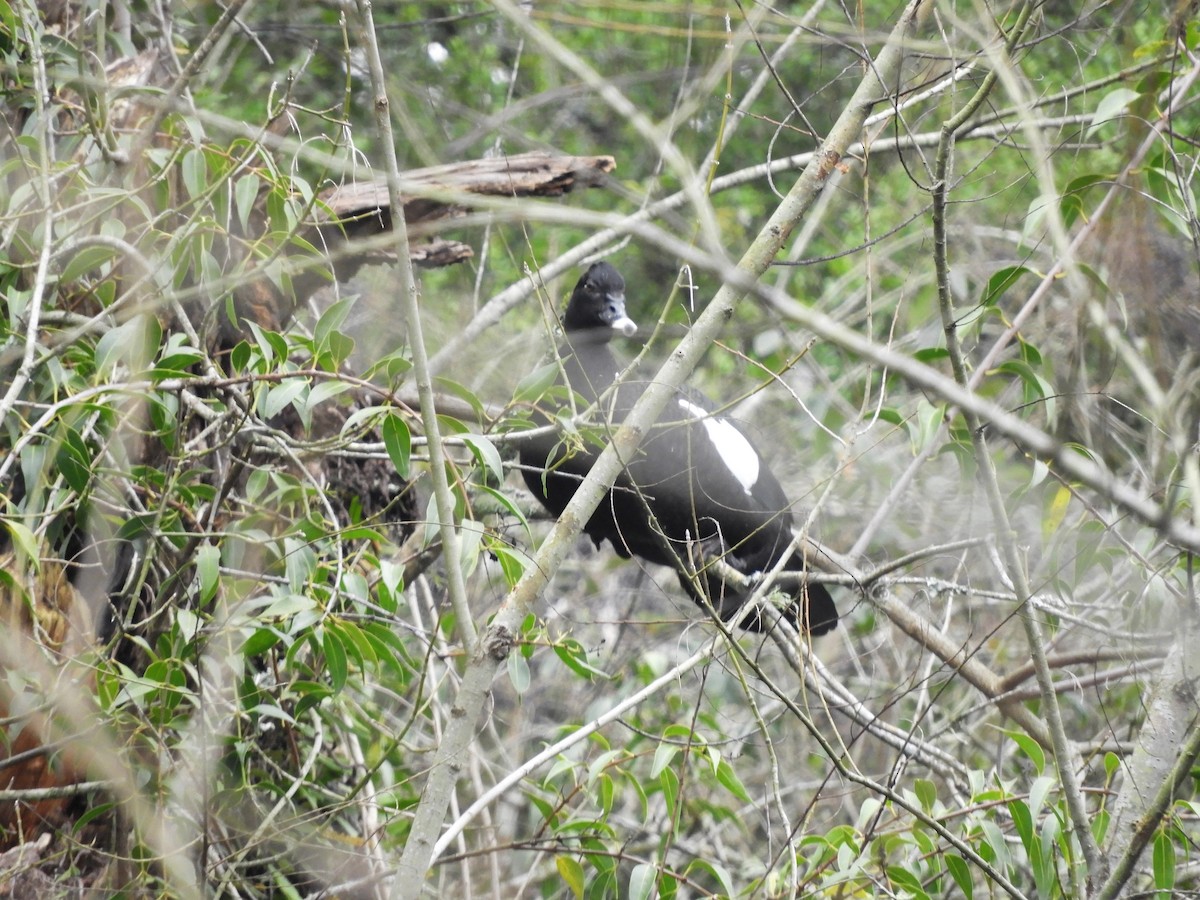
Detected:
[967,53,1200,391]
[388,2,932,892]
[421,112,1094,380]
[353,2,476,656]
[0,3,55,430]
[735,607,1031,900]
[132,0,251,157]
[0,780,112,801]
[929,0,1105,887]
[489,0,722,255]
[1097,708,1200,900]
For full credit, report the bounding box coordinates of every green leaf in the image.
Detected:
[95,315,162,374]
[913,347,949,363]
[1060,174,1111,227]
[580,749,617,789]
[0,2,17,44]
[914,778,936,813]
[514,361,559,404]
[980,818,1011,872]
[1031,819,1054,896]
[945,854,973,900]
[61,243,119,284]
[230,340,252,372]
[365,349,413,382]
[981,265,1031,307]
[597,773,615,816]
[1104,751,1121,783]
[628,864,655,900]
[1028,775,1056,816]
[1092,807,1110,847]
[552,638,610,681]
[486,544,522,588]
[336,619,377,668]
[685,859,733,897]
[651,741,679,779]
[433,376,485,423]
[182,146,207,199]
[1021,194,1051,246]
[1004,728,1046,775]
[382,413,412,479]
[908,399,945,454]
[361,621,413,673]
[295,681,338,720]
[458,519,483,579]
[322,627,348,692]
[876,407,905,427]
[320,331,355,370]
[241,627,282,657]
[996,358,1052,404]
[155,344,206,376]
[1153,828,1175,893]
[460,433,503,484]
[1087,87,1141,137]
[1009,798,1035,857]
[506,648,530,694]
[1043,484,1071,539]
[659,767,678,820]
[196,541,220,605]
[235,173,259,232]
[306,379,353,410]
[56,426,92,493]
[261,378,307,420]
[314,297,355,349]
[263,592,316,619]
[556,856,584,899]
[73,801,118,835]
[887,865,931,899]
[378,560,405,613]
[476,484,531,539]
[247,322,288,365]
[714,758,751,803]
[283,537,316,594]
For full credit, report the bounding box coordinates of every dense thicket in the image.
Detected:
[1,2,1199,897]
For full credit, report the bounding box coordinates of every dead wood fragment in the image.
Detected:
[286,152,615,311]
[319,151,616,234]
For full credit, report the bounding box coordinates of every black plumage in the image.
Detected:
[520,261,838,635]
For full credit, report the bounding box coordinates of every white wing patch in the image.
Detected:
[677,398,760,496]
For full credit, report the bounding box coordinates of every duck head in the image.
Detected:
[564,261,637,339]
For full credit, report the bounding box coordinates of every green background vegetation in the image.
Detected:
[2,1,1199,897]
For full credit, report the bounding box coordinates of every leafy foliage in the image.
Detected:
[2,1,1199,898]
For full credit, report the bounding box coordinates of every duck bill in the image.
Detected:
[606,293,637,336]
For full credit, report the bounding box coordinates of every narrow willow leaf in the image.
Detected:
[506,649,530,694]
[322,628,348,693]
[196,541,220,605]
[182,146,207,199]
[651,741,678,779]
[556,857,584,900]
[460,433,503,484]
[1153,829,1176,893]
[61,243,119,284]
[234,173,259,231]
[1004,728,1047,775]
[382,413,412,479]
[945,854,973,900]
[628,864,654,900]
[1086,87,1140,136]
[981,265,1031,306]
